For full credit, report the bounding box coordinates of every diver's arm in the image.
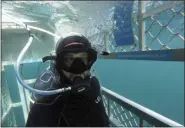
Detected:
[26,104,46,127]
[26,99,66,127]
[93,95,110,127]
[89,76,110,127]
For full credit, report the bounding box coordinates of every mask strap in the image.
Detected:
[42,56,56,63]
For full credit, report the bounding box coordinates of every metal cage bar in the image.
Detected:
[101,87,183,127]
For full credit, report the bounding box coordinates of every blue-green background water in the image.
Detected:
[2,1,184,126]
[2,59,183,126]
[94,59,184,125]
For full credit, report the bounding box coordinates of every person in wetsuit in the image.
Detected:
[26,32,110,127]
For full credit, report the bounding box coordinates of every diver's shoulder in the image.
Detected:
[34,66,61,89]
[30,66,64,106]
[91,76,100,87]
[91,76,99,83]
[30,91,68,109]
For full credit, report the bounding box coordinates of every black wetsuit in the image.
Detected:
[26,67,109,127]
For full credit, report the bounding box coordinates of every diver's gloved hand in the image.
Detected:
[71,76,91,94]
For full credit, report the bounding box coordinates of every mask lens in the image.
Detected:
[63,52,88,67]
[63,55,75,66]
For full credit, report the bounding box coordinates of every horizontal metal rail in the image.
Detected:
[101,87,183,127]
[142,1,184,20]
[2,21,38,24]
[2,106,12,124]
[2,102,22,124]
[98,48,184,62]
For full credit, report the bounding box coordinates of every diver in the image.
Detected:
[26,32,110,127]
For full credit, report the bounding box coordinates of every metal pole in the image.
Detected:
[138,1,146,51]
[17,80,28,124]
[23,88,29,112]
[108,97,110,118]
[104,30,109,52]
[140,117,143,127]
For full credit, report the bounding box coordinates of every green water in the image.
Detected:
[94,59,184,125]
[2,1,184,126]
[2,59,184,126]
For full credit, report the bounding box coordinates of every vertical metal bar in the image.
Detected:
[138,1,146,51]
[85,28,87,37]
[4,65,21,103]
[23,88,29,112]
[108,97,110,118]
[16,80,28,124]
[104,30,109,52]
[3,65,26,126]
[140,117,143,127]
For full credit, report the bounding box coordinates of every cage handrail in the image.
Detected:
[142,1,183,19]
[132,1,184,23]
[101,87,183,127]
[98,48,184,62]
[2,11,60,38]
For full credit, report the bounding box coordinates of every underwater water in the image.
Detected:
[94,59,184,125]
[1,1,184,126]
